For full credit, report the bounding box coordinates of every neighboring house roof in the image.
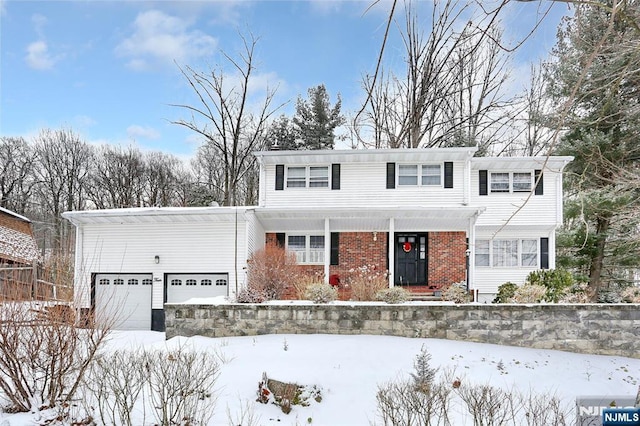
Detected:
[0,208,40,264]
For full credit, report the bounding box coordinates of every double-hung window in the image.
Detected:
[475,239,539,268]
[286,166,329,188]
[287,235,325,264]
[398,164,442,186]
[490,172,532,193]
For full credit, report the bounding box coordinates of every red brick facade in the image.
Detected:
[427,231,467,288]
[265,231,466,299]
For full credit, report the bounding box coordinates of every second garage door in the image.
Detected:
[166,273,229,303]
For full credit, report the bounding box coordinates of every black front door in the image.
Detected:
[395,233,427,285]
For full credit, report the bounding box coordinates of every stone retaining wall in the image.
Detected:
[164,303,640,358]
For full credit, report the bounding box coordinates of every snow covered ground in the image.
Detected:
[1,331,639,425]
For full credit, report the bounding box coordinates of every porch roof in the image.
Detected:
[253,206,484,232]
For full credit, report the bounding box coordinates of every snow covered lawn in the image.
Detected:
[2,331,639,425]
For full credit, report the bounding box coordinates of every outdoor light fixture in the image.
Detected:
[154,255,160,264]
[373,231,378,241]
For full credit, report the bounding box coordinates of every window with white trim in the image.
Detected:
[490,172,532,193]
[398,164,442,186]
[286,166,329,188]
[287,235,325,264]
[475,239,539,268]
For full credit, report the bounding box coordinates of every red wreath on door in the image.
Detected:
[403,242,412,252]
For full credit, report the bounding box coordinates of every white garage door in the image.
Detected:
[94,273,152,330]
[166,273,228,304]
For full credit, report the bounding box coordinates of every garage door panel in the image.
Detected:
[95,273,152,330]
[166,273,228,304]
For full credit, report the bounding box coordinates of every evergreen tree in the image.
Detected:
[293,85,345,150]
[267,114,297,150]
[546,1,640,296]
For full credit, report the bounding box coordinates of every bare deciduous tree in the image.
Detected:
[171,33,285,206]
[0,136,36,213]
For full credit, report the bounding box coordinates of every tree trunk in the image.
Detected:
[588,216,610,298]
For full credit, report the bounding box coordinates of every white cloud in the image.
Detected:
[25,40,56,70]
[73,115,97,128]
[127,125,161,140]
[115,10,217,71]
[31,13,47,37]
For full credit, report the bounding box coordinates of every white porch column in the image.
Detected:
[467,214,477,302]
[388,217,395,288]
[324,217,330,283]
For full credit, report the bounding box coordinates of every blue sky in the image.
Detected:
[0,1,572,158]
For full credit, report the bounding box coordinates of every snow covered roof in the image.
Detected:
[0,224,40,264]
[254,147,478,165]
[62,206,256,225]
[0,206,31,223]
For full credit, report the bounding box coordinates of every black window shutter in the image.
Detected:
[534,169,544,195]
[540,237,549,269]
[330,232,339,265]
[479,170,488,195]
[275,165,284,190]
[386,163,396,189]
[276,233,285,248]
[331,164,340,190]
[444,162,454,188]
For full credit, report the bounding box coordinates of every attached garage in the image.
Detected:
[94,273,152,330]
[166,273,229,303]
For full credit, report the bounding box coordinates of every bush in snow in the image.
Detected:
[375,287,410,304]
[621,286,640,303]
[509,284,546,303]
[347,265,389,301]
[0,291,112,414]
[293,272,324,300]
[304,283,338,303]
[442,281,472,303]
[493,282,518,303]
[526,269,575,302]
[245,242,300,301]
[236,286,267,303]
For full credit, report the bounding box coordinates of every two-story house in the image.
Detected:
[63,147,572,330]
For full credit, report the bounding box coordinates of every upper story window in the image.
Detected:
[398,164,442,187]
[490,172,532,193]
[287,234,325,264]
[286,166,329,188]
[475,239,538,268]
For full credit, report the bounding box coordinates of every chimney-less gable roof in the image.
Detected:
[0,208,40,264]
[254,147,478,165]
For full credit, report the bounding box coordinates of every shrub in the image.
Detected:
[559,282,592,303]
[375,287,410,304]
[0,288,113,413]
[347,265,389,301]
[442,281,472,303]
[235,286,267,303]
[509,284,546,303]
[292,273,324,300]
[493,282,518,303]
[304,283,338,304]
[245,243,299,301]
[526,269,575,302]
[621,286,640,303]
[410,345,437,392]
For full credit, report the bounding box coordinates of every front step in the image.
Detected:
[407,291,443,301]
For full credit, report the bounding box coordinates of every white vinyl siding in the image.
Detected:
[470,167,562,229]
[77,217,247,311]
[263,162,464,208]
